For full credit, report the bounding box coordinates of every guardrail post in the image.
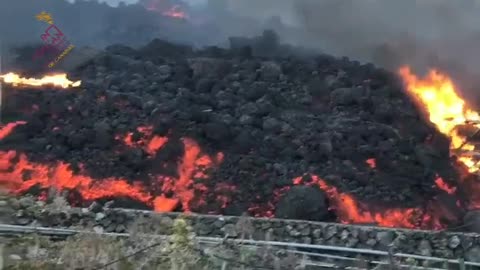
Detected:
[0,242,4,270]
[459,258,465,270]
[0,41,3,125]
[387,245,397,270]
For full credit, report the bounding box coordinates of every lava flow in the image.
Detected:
[0,72,81,88]
[294,175,425,229]
[250,170,449,230]
[1,65,477,230]
[0,122,225,212]
[399,66,480,209]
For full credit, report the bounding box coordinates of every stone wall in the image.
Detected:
[6,200,480,263]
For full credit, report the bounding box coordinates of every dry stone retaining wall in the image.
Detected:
[6,201,480,263]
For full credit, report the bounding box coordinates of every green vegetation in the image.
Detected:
[2,215,306,270]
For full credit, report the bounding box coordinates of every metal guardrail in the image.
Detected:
[2,223,480,269]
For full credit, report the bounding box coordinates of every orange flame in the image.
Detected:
[399,66,480,208]
[399,67,479,153]
[0,72,81,88]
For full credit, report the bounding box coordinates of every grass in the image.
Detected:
[1,193,475,269]
[2,214,308,270]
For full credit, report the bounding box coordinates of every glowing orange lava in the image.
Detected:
[0,72,81,88]
[434,176,456,194]
[115,126,169,155]
[0,123,224,212]
[292,175,430,228]
[0,121,27,140]
[366,158,376,169]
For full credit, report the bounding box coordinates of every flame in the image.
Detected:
[398,67,479,151]
[399,66,480,208]
[398,66,480,172]
[0,122,225,212]
[0,72,81,88]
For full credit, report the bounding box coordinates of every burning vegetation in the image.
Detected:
[0,38,480,232]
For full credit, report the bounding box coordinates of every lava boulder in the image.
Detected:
[464,210,480,233]
[275,185,329,221]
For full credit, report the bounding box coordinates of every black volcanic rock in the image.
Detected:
[275,186,329,221]
[0,36,460,226]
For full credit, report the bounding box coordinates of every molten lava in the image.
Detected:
[115,126,169,155]
[434,176,456,195]
[366,158,376,169]
[0,72,81,88]
[292,175,439,229]
[0,123,225,212]
[3,66,478,229]
[0,122,27,140]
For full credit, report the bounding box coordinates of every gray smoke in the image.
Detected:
[3,0,480,100]
[222,0,480,101]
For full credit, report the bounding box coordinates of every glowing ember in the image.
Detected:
[163,5,187,19]
[0,72,81,88]
[366,158,376,169]
[142,0,188,19]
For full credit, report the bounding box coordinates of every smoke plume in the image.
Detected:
[223,0,480,102]
[2,0,480,101]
